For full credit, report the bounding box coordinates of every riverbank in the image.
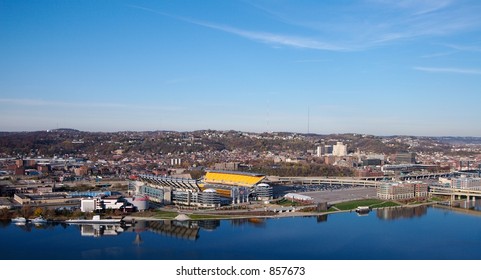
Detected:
[122,199,442,222]
[0,196,445,223]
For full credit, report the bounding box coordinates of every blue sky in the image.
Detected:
[2,0,481,136]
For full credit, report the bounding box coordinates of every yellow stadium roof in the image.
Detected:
[204,171,265,187]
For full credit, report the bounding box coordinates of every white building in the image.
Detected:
[317,144,333,157]
[80,197,127,213]
[170,158,182,166]
[80,199,97,212]
[332,142,348,157]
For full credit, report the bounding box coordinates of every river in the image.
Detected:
[1,206,481,260]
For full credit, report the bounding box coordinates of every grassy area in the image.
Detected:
[275,198,305,207]
[139,210,239,220]
[334,199,400,211]
[152,210,178,219]
[188,214,234,220]
[429,196,449,202]
[377,201,401,207]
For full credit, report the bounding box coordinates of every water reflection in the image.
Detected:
[9,221,63,232]
[230,218,266,228]
[376,206,428,220]
[455,199,481,210]
[78,224,125,237]
[197,220,221,231]
[143,220,200,240]
[316,215,328,223]
[0,220,10,228]
[73,218,266,240]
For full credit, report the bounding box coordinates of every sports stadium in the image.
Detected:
[129,170,273,207]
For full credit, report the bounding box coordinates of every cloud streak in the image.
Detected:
[414,66,481,75]
[377,0,453,15]
[127,5,347,51]
[444,43,481,52]
[0,98,128,108]
[0,98,183,111]
[189,20,347,51]
[129,2,481,52]
[247,0,481,49]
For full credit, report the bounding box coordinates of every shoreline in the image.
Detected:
[123,201,441,222]
[0,199,445,223]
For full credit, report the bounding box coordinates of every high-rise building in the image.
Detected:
[395,152,416,164]
[316,144,333,157]
[332,142,347,157]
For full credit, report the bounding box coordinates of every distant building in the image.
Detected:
[332,142,348,157]
[395,152,416,164]
[317,144,333,157]
[74,166,88,176]
[362,158,382,166]
[170,158,182,166]
[451,176,481,190]
[317,142,347,157]
[286,158,306,164]
[214,162,240,171]
[354,168,384,177]
[14,167,25,176]
[13,192,73,205]
[37,165,50,173]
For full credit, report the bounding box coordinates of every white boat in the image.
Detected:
[31,216,48,224]
[11,217,27,224]
[66,215,122,224]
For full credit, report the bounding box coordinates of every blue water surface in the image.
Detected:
[2,206,481,260]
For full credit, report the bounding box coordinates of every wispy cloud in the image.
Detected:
[195,21,347,51]
[444,43,481,52]
[420,51,457,58]
[248,0,481,49]
[129,2,481,52]
[293,59,329,63]
[0,98,183,111]
[378,0,453,15]
[0,98,128,108]
[414,66,481,75]
[128,4,349,51]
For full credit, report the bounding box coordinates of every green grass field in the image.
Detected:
[334,199,400,211]
[152,210,179,219]
[275,198,305,207]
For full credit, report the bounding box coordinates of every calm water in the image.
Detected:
[2,206,481,260]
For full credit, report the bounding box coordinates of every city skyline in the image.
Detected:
[2,0,481,136]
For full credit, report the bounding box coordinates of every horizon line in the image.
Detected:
[1,128,480,139]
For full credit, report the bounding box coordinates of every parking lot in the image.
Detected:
[273,185,377,204]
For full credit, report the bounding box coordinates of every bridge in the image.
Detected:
[266,176,382,187]
[399,172,454,181]
[430,186,481,201]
